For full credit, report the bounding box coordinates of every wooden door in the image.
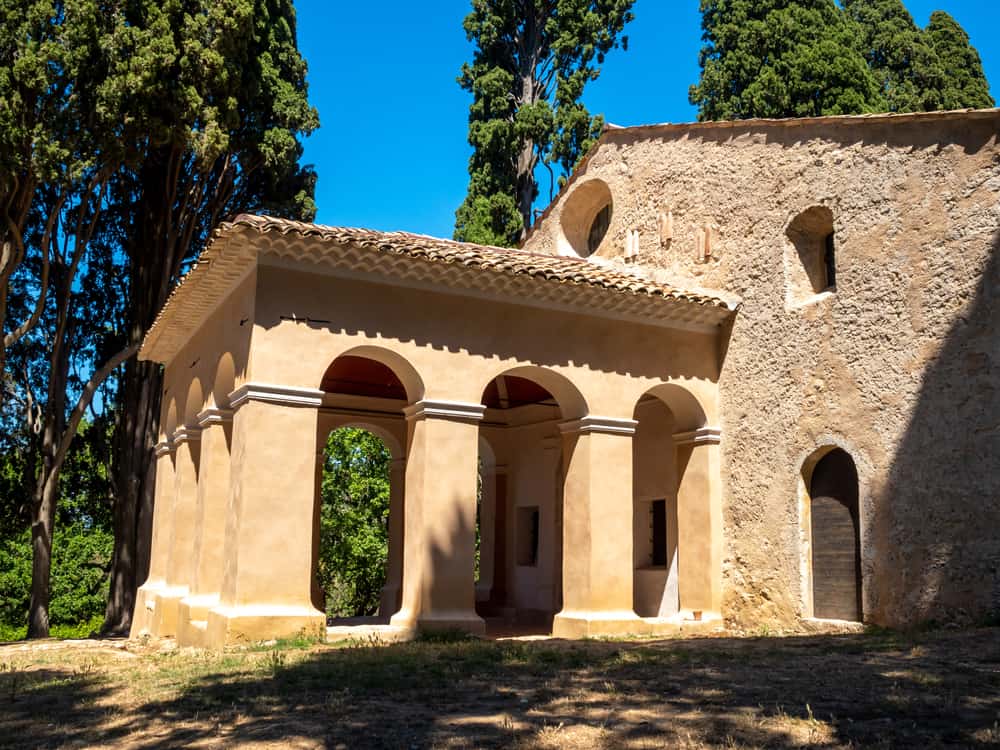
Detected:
[810,449,862,621]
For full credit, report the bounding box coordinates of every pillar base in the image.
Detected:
[378,584,401,619]
[129,581,166,639]
[390,608,485,636]
[552,610,646,639]
[177,594,221,648]
[205,604,326,649]
[149,586,189,638]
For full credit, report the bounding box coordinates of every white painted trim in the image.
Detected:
[673,427,721,446]
[154,440,175,457]
[559,415,638,436]
[197,407,234,427]
[403,399,486,423]
[172,426,202,444]
[228,382,325,409]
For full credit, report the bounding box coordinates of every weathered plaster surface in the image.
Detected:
[524,113,1000,627]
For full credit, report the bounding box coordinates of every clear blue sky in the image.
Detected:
[295,1,999,239]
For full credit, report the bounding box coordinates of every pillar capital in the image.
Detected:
[673,426,721,446]
[154,439,175,457]
[197,407,234,427]
[558,415,638,436]
[228,382,324,410]
[403,399,486,424]
[172,425,202,444]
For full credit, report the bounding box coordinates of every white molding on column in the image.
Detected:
[403,399,486,423]
[228,382,325,409]
[172,425,202,444]
[154,440,175,457]
[197,407,234,427]
[673,426,722,446]
[558,415,638,436]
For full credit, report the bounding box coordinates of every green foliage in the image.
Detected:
[0,524,113,636]
[455,1,635,246]
[842,0,944,112]
[318,428,391,618]
[924,10,994,110]
[690,0,883,120]
[691,0,993,120]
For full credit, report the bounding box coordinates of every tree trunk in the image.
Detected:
[102,358,161,635]
[27,471,57,638]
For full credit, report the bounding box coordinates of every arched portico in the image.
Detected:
[133,216,734,648]
[631,384,723,622]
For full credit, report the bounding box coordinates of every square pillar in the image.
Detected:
[151,425,201,637]
[130,440,175,639]
[379,457,406,618]
[206,384,327,647]
[675,428,723,616]
[553,416,644,638]
[390,400,486,635]
[177,408,233,647]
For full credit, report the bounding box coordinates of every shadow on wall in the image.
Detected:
[3,628,999,748]
[872,230,999,626]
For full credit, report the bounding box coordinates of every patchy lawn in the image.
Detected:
[1,625,998,748]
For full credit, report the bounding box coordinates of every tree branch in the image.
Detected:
[41,342,140,500]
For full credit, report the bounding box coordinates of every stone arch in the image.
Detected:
[211,352,237,409]
[182,377,205,427]
[642,382,708,433]
[799,443,864,622]
[320,345,425,403]
[558,178,613,258]
[162,396,179,442]
[631,382,719,619]
[478,364,588,420]
[335,420,404,461]
[785,205,837,308]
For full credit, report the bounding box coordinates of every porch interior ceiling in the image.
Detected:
[140,214,737,364]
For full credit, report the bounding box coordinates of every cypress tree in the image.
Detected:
[689,0,884,121]
[924,10,994,110]
[842,0,944,112]
[455,1,635,247]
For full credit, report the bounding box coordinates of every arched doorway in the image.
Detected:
[477,368,586,630]
[318,426,393,619]
[631,384,721,620]
[314,350,416,626]
[809,448,862,621]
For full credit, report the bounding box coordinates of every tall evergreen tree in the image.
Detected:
[454,1,634,247]
[842,0,944,112]
[924,10,994,110]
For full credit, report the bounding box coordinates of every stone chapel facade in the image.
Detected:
[131,108,999,648]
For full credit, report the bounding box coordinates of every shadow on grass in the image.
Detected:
[2,627,999,748]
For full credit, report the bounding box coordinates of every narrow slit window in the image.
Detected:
[516,506,540,567]
[824,231,836,290]
[650,499,667,567]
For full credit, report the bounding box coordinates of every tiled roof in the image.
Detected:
[140,214,736,363]
[230,214,729,307]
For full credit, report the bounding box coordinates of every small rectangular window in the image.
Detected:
[516,506,539,567]
[650,499,667,567]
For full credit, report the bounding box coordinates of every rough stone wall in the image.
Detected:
[523,112,1000,628]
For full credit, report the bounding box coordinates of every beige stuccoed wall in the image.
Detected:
[132,272,256,640]
[248,262,720,419]
[523,113,1000,627]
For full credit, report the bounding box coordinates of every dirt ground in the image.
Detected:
[1,624,998,749]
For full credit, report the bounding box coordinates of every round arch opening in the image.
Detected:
[559,178,613,258]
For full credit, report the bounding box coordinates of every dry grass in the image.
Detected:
[1,625,998,748]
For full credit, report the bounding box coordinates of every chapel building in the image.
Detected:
[131,108,1000,648]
